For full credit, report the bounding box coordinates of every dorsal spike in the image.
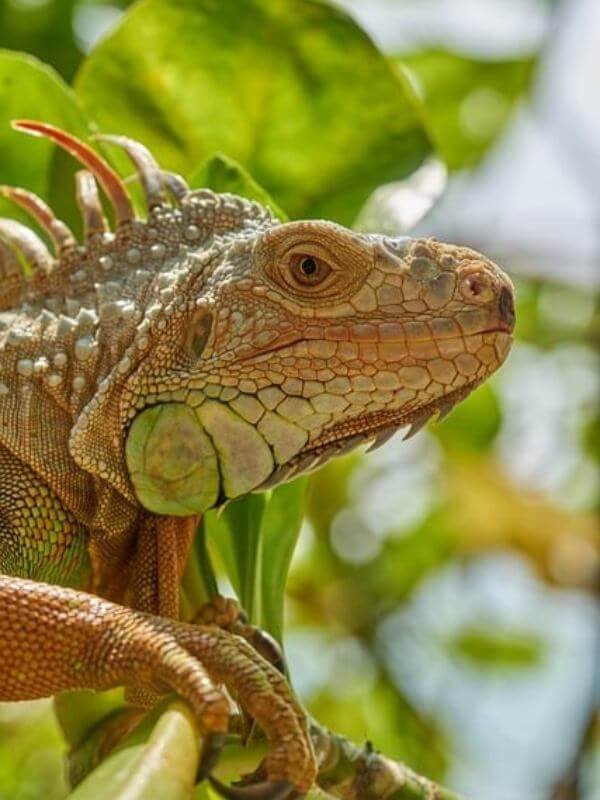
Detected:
[76,170,108,238]
[0,236,22,280]
[11,120,134,226]
[0,185,76,255]
[92,133,167,210]
[0,217,54,277]
[162,171,189,202]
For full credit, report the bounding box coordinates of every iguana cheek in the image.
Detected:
[125,403,220,516]
[125,400,278,515]
[196,400,274,498]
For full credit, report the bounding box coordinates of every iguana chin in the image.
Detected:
[0,121,515,798]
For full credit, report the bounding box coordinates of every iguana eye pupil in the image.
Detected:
[300,257,317,276]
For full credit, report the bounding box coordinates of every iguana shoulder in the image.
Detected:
[0,124,276,536]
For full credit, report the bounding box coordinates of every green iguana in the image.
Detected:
[0,121,514,798]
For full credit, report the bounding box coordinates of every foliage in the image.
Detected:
[205,478,308,641]
[189,154,287,221]
[398,50,535,170]
[73,0,430,224]
[68,703,200,800]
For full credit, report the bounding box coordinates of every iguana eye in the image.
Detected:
[289,253,332,286]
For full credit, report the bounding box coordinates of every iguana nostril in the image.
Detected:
[499,286,515,328]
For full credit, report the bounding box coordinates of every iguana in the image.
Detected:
[0,121,515,798]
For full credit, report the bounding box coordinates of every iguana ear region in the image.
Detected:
[186,309,214,359]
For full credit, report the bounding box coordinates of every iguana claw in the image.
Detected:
[209,776,301,800]
[197,732,227,782]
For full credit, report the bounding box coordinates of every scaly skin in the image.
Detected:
[0,122,515,797]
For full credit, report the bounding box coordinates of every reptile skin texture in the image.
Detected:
[0,122,515,797]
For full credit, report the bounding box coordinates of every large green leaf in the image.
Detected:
[397,50,535,170]
[259,478,307,643]
[54,689,125,751]
[75,0,430,224]
[0,50,90,228]
[205,494,267,623]
[67,702,199,800]
[205,480,307,642]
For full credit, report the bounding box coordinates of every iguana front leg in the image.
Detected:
[130,512,197,620]
[0,576,316,794]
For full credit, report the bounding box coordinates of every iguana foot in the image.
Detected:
[175,622,314,791]
[197,732,228,781]
[119,611,314,790]
[193,595,288,748]
[0,577,316,793]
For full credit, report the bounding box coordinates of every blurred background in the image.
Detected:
[0,1,598,799]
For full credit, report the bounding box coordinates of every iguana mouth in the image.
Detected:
[257,380,480,490]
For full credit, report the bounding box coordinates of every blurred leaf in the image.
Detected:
[205,494,267,622]
[396,50,535,170]
[448,626,545,670]
[194,783,222,800]
[448,456,599,588]
[433,382,502,453]
[0,50,90,229]
[259,478,308,642]
[67,702,199,800]
[74,0,430,223]
[189,153,287,220]
[309,681,449,783]
[581,414,600,463]
[54,689,125,750]
[0,1,130,82]
[0,701,67,800]
[515,278,600,349]
[307,452,359,538]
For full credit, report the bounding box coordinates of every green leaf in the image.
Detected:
[189,153,287,220]
[432,382,502,454]
[449,626,545,670]
[66,702,199,800]
[259,478,307,642]
[205,494,267,623]
[397,50,535,170]
[0,50,90,228]
[74,0,430,224]
[54,689,125,750]
[205,481,307,641]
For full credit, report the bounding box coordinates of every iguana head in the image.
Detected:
[124,217,514,514]
[3,123,514,516]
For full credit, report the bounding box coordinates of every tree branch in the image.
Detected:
[310,722,461,800]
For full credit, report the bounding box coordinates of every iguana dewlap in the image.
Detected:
[0,122,514,797]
